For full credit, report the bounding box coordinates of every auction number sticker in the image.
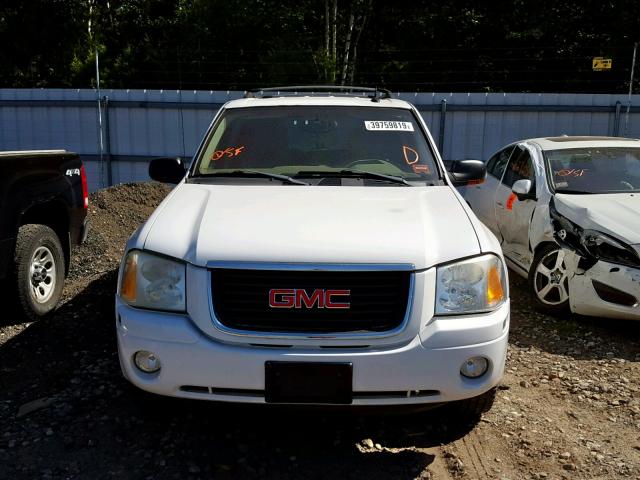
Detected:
[365,121,414,132]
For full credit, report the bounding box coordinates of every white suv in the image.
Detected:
[116,87,509,417]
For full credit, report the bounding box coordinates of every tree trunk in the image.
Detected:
[340,11,355,85]
[331,0,337,83]
[349,44,358,85]
[345,0,372,86]
[324,0,330,81]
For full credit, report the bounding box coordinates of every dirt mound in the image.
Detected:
[66,182,172,284]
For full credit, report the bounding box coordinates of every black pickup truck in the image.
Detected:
[0,150,89,320]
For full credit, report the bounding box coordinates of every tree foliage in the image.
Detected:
[0,0,638,92]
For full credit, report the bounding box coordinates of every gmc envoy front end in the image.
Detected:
[115,87,509,418]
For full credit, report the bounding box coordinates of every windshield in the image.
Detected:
[193,106,440,184]
[546,147,640,194]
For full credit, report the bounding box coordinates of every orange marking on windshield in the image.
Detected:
[211,145,245,161]
[506,192,517,210]
[403,145,419,165]
[555,168,587,177]
[412,165,431,174]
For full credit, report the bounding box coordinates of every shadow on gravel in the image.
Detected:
[0,270,475,480]
[0,281,31,328]
[508,274,640,362]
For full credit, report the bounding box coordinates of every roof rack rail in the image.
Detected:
[244,85,392,102]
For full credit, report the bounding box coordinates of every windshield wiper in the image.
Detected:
[554,189,594,195]
[295,169,412,186]
[199,170,309,185]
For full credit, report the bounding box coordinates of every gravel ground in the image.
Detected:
[1,182,639,479]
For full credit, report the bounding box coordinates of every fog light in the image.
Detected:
[460,356,488,378]
[134,350,161,373]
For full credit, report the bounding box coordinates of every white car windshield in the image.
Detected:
[546,147,640,194]
[193,106,440,184]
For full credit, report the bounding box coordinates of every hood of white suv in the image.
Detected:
[141,183,480,270]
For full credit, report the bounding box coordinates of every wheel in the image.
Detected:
[12,224,65,320]
[528,243,570,315]
[447,387,497,425]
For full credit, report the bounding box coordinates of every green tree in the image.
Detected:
[1,0,638,92]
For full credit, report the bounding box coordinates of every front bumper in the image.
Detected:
[115,299,509,406]
[568,258,640,320]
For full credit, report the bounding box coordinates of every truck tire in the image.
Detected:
[12,224,65,320]
[528,243,570,315]
[448,387,497,424]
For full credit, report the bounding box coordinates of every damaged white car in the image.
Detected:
[463,136,640,319]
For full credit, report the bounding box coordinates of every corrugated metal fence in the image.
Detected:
[1,89,639,191]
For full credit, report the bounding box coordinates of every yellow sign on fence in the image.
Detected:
[592,57,612,71]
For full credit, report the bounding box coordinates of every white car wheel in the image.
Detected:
[529,244,570,314]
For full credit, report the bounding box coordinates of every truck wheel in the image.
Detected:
[13,224,65,320]
[528,243,570,315]
[448,387,497,424]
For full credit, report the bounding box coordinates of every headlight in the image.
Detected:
[580,230,640,268]
[119,250,186,312]
[435,254,507,315]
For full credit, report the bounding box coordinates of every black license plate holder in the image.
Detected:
[265,362,353,404]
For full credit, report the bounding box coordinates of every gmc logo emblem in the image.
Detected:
[268,289,351,309]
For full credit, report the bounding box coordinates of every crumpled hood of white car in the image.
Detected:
[554,193,640,245]
[141,183,481,270]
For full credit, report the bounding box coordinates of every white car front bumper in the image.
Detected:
[115,299,509,406]
[568,258,640,320]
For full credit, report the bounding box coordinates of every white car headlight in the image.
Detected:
[119,250,186,312]
[435,254,507,315]
[580,229,640,268]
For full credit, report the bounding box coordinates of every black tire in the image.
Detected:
[528,243,570,315]
[12,224,65,320]
[448,387,497,425]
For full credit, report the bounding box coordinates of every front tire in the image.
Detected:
[528,243,570,315]
[12,224,65,320]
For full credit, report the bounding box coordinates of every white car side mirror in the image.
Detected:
[512,179,535,200]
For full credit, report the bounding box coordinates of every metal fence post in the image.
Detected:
[102,96,113,186]
[613,101,622,137]
[438,99,447,156]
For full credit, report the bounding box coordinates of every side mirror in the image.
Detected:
[149,157,186,184]
[447,160,486,186]
[512,179,535,201]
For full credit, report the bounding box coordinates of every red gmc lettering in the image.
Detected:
[324,289,351,309]
[268,289,351,309]
[269,288,295,308]
[296,289,324,308]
